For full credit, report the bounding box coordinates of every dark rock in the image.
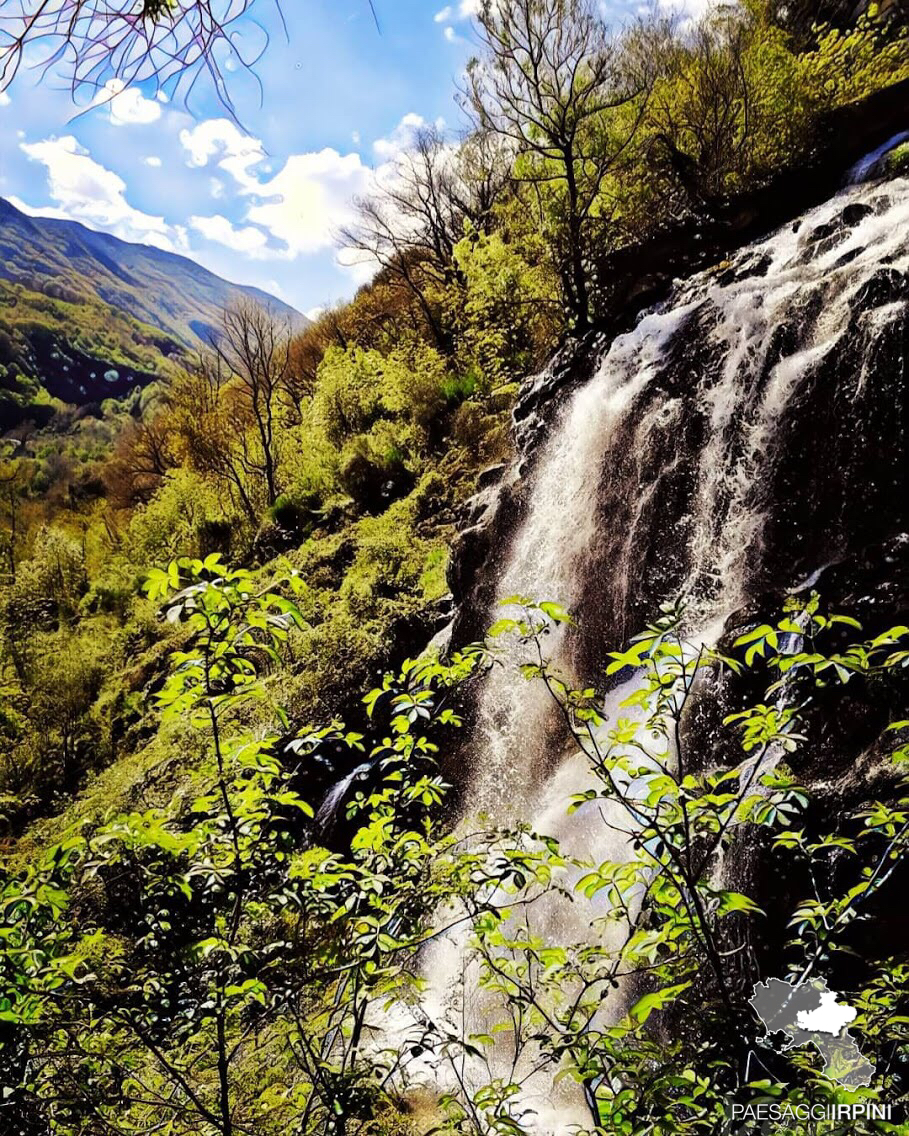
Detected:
[854,267,909,308]
[477,463,506,489]
[841,201,875,226]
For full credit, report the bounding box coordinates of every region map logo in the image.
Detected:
[748,976,873,1089]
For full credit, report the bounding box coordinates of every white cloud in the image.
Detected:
[18,135,187,252]
[179,116,392,261]
[264,279,287,300]
[93,79,163,126]
[170,111,437,272]
[305,305,325,321]
[439,0,479,19]
[0,92,10,108]
[144,155,162,167]
[6,197,72,223]
[190,213,270,255]
[335,245,377,286]
[436,0,478,37]
[179,118,266,183]
[245,149,371,256]
[373,113,427,161]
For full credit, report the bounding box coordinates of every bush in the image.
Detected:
[126,468,233,566]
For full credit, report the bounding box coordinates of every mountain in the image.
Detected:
[0,197,309,427]
[0,197,307,350]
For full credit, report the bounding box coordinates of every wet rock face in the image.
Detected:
[680,535,909,998]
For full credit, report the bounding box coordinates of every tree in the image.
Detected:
[0,458,27,580]
[0,555,488,1135]
[341,126,509,353]
[27,630,103,786]
[209,302,293,510]
[465,0,652,330]
[166,304,294,526]
[104,412,178,509]
[0,0,380,113]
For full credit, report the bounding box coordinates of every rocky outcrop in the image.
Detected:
[678,534,909,995]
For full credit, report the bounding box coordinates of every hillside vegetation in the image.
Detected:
[0,198,306,351]
[0,198,308,431]
[0,2,908,1133]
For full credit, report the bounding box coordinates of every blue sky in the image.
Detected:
[0,0,642,316]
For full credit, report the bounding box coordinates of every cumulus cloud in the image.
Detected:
[0,91,10,107]
[180,118,266,183]
[92,79,163,126]
[178,116,417,261]
[335,244,379,286]
[436,0,479,22]
[373,113,428,161]
[169,111,437,279]
[189,213,270,255]
[437,2,479,43]
[244,149,371,256]
[143,156,162,167]
[18,135,187,252]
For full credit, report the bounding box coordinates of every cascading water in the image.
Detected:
[467,169,909,826]
[365,166,909,1133]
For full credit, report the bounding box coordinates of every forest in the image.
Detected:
[1,0,908,1132]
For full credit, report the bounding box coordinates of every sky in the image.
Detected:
[0,0,647,317]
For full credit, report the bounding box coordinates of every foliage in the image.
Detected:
[2,578,908,1133]
[451,226,561,386]
[424,597,909,1132]
[1,2,908,1130]
[886,141,909,176]
[2,7,904,825]
[798,6,909,104]
[0,556,487,1134]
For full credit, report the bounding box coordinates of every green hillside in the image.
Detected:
[0,198,308,429]
[0,278,185,428]
[0,197,307,351]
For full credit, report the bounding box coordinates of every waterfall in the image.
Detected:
[466,170,909,824]
[433,168,909,1125]
[380,168,909,1133]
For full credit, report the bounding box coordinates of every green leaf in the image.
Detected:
[629,982,691,1023]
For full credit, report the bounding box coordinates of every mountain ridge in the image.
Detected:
[0,196,308,352]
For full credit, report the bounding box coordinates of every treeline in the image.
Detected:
[0,0,907,825]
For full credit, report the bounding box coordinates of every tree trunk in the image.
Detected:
[564,148,590,332]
